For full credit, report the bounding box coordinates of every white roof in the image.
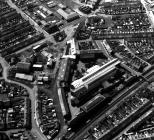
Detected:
[67,39,77,55]
[86,65,100,74]
[33,64,43,67]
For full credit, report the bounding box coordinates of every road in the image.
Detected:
[141,0,154,28]
[0,57,47,140]
[71,67,154,140]
[70,77,151,140]
[1,0,93,140]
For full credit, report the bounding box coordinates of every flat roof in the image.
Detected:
[58,58,71,81]
[57,8,78,20]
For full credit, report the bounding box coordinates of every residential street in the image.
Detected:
[0,57,47,140]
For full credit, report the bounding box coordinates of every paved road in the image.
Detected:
[70,77,149,140]
[72,68,154,140]
[6,0,57,56]
[2,1,89,140]
[141,0,154,28]
[0,57,47,140]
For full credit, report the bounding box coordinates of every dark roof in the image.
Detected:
[16,62,31,73]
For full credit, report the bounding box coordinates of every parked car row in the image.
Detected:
[36,91,60,140]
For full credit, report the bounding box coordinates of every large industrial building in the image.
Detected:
[57,8,79,21]
[71,58,120,97]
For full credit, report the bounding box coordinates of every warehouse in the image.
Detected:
[58,88,71,120]
[16,62,31,74]
[57,58,73,87]
[33,64,44,71]
[15,73,33,81]
[62,39,77,59]
[71,59,120,97]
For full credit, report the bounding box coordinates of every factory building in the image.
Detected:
[15,73,33,81]
[71,59,120,97]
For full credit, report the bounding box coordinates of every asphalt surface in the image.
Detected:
[3,0,154,140]
[2,1,87,140]
[0,57,47,140]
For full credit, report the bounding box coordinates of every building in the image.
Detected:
[62,39,77,59]
[57,88,71,120]
[77,40,104,59]
[57,58,73,87]
[15,73,33,81]
[37,76,50,82]
[80,94,107,112]
[33,43,47,52]
[32,64,43,71]
[16,62,31,74]
[47,59,55,68]
[86,0,98,8]
[0,110,5,130]
[0,64,2,76]
[68,39,77,55]
[57,8,79,21]
[71,59,120,97]
[89,96,152,140]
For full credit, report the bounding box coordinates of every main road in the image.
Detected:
[0,57,47,140]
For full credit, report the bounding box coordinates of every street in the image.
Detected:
[0,57,47,140]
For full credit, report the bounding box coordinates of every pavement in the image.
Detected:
[0,0,121,139]
[113,108,154,140]
[6,0,57,55]
[72,68,154,140]
[6,0,85,58]
[0,56,47,140]
[1,1,87,140]
[141,0,154,28]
